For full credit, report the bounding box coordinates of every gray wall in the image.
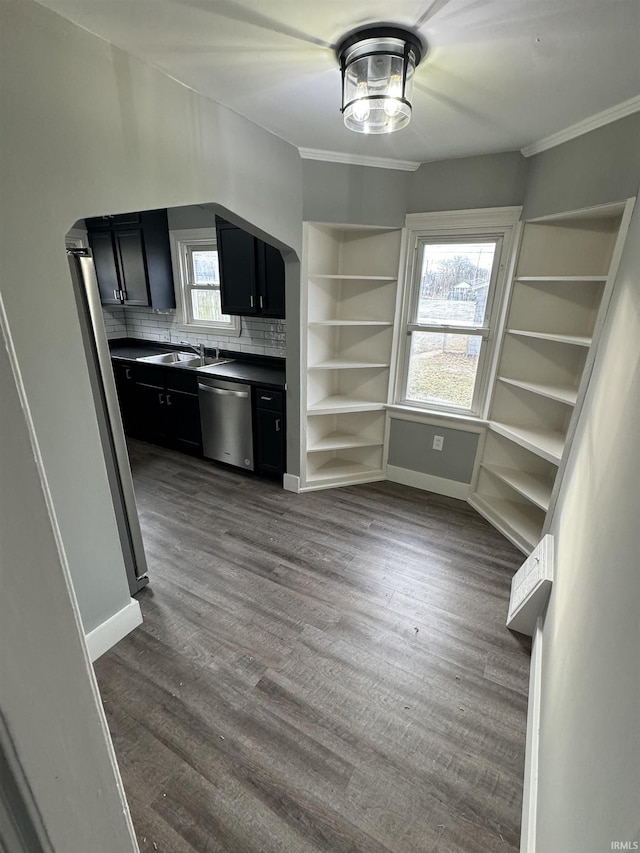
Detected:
[408,151,529,213]
[302,160,409,226]
[303,150,529,225]
[0,0,303,634]
[532,156,640,849]
[523,112,640,219]
[388,420,479,483]
[0,315,137,851]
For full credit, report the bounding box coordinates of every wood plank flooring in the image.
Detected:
[94,441,531,853]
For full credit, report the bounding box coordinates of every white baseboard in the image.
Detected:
[386,465,470,500]
[520,616,544,852]
[283,473,301,493]
[85,598,142,662]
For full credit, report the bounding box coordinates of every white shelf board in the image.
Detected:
[309,359,390,370]
[481,463,552,512]
[490,421,564,465]
[508,329,592,347]
[309,274,397,281]
[306,458,383,483]
[515,275,607,283]
[471,494,540,554]
[498,376,578,406]
[308,396,386,415]
[309,320,393,327]
[307,432,384,453]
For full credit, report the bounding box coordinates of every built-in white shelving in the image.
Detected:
[515,275,608,283]
[307,396,386,414]
[480,463,553,511]
[472,493,543,553]
[497,377,578,406]
[489,422,565,465]
[307,433,383,453]
[309,320,393,327]
[301,224,402,490]
[309,360,390,370]
[471,199,634,553]
[508,329,592,348]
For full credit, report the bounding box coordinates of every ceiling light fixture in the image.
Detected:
[336,26,424,134]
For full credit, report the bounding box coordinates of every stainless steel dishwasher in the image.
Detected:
[198,377,254,470]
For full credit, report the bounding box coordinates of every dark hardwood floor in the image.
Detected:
[94,440,531,853]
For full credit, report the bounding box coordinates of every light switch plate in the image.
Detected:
[507,534,554,636]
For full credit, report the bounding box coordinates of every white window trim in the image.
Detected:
[169,228,241,336]
[393,206,522,419]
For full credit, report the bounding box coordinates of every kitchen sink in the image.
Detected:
[136,351,197,365]
[136,352,233,369]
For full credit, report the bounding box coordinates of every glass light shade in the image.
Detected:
[339,31,420,134]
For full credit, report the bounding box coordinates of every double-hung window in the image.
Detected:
[170,228,240,335]
[397,209,520,416]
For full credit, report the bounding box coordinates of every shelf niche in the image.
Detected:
[471,200,630,553]
[302,223,402,489]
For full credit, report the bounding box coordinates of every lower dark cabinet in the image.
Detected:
[112,361,140,436]
[112,359,285,475]
[114,361,202,455]
[254,387,285,476]
[168,387,202,454]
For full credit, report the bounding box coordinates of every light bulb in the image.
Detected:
[384,98,401,117]
[384,73,402,117]
[352,82,370,122]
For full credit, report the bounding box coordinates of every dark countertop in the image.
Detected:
[109,339,286,389]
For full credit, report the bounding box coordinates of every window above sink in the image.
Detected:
[169,228,241,336]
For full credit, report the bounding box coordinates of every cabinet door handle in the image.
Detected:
[260,295,264,309]
[113,289,121,302]
[250,294,254,308]
[260,395,273,402]
[275,418,281,432]
[166,394,172,406]
[125,367,132,380]
[158,393,165,405]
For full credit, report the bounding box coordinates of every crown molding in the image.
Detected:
[521,95,640,158]
[298,147,421,172]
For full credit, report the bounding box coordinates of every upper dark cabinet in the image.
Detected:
[215,216,285,319]
[216,220,257,315]
[87,209,175,310]
[257,241,286,318]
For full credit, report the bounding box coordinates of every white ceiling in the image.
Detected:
[37,0,640,165]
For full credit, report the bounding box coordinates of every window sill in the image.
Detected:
[386,403,487,432]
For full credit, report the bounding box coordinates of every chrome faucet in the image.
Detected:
[180,340,205,363]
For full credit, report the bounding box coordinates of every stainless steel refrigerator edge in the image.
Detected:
[67,249,149,594]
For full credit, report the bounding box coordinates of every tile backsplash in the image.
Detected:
[102,306,286,358]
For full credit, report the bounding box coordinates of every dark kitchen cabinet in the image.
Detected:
[216,219,257,315]
[112,356,286,475]
[166,370,203,454]
[128,364,169,445]
[119,362,202,455]
[87,209,175,309]
[215,217,285,319]
[257,241,286,318]
[254,387,285,476]
[112,361,140,437]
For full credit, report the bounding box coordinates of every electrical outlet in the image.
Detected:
[432,435,444,451]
